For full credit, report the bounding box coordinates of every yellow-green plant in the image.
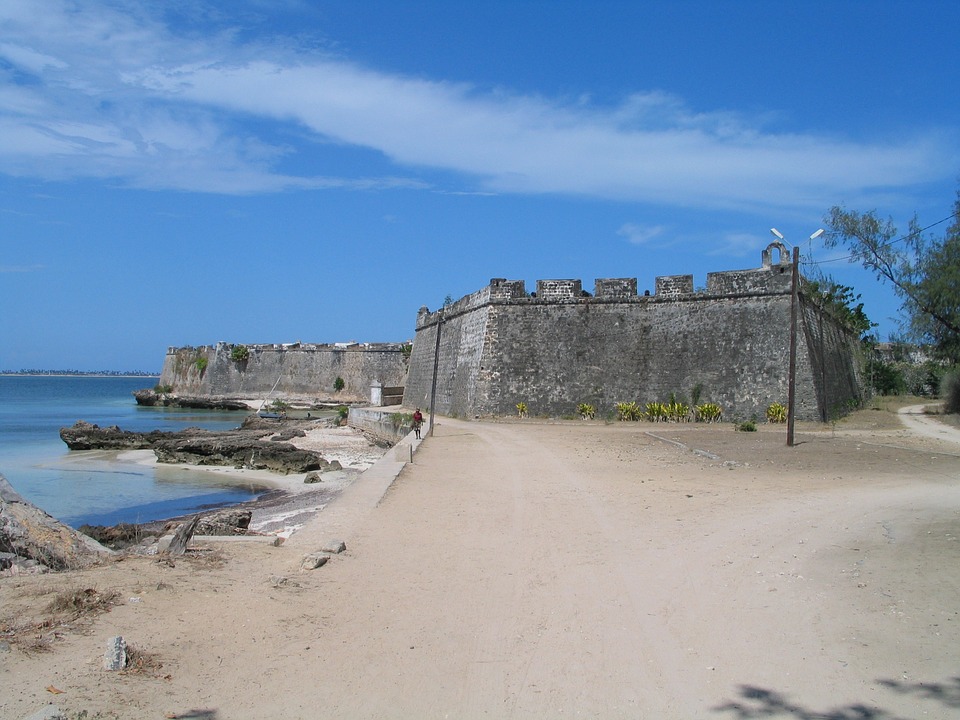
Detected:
[516,402,528,418]
[615,401,641,421]
[230,345,249,362]
[577,402,596,420]
[645,401,668,422]
[666,401,690,422]
[695,403,723,423]
[766,402,788,424]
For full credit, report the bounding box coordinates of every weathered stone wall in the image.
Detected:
[405,247,865,422]
[158,342,409,403]
[799,298,866,421]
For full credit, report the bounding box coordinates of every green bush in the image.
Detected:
[391,412,413,428]
[736,419,757,432]
[230,345,249,362]
[334,376,345,392]
[942,370,960,414]
[577,402,596,420]
[867,359,907,395]
[153,384,173,394]
[194,357,208,373]
[690,383,704,407]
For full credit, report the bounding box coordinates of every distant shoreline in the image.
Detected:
[0,372,159,378]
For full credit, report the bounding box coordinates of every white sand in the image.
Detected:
[1,410,959,719]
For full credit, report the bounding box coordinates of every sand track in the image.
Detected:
[1,416,959,719]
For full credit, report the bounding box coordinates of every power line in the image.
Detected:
[801,210,958,268]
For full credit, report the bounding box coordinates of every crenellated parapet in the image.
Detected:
[406,244,864,422]
[416,242,797,331]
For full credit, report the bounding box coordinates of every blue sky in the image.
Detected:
[1,0,958,372]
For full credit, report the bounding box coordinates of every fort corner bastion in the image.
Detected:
[157,341,409,404]
[403,243,866,422]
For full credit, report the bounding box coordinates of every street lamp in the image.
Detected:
[770,228,824,446]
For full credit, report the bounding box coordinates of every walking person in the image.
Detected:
[412,408,424,439]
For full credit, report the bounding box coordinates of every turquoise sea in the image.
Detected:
[0,375,264,528]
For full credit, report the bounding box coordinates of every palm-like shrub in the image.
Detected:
[615,401,641,421]
[766,402,788,423]
[695,403,722,422]
[645,402,668,422]
[666,401,690,422]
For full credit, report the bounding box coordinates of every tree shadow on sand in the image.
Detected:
[713,675,960,719]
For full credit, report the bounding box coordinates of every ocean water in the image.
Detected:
[0,375,264,528]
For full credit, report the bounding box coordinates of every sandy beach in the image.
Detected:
[2,405,959,719]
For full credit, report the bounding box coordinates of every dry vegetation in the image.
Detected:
[1,586,121,654]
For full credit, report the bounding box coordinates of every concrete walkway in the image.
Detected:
[282,423,426,555]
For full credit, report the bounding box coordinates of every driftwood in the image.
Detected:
[163,515,201,556]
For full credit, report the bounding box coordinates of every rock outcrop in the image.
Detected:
[194,508,253,536]
[59,418,333,474]
[133,389,250,410]
[0,473,113,573]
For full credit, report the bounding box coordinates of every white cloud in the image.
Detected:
[617,223,666,246]
[0,1,956,206]
[707,232,764,258]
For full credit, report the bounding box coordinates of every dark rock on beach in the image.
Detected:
[133,389,250,411]
[80,507,257,550]
[60,418,333,474]
[194,508,253,536]
[58,420,168,451]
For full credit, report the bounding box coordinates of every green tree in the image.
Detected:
[802,276,874,338]
[824,190,960,362]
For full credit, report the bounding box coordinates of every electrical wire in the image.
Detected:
[800,210,958,268]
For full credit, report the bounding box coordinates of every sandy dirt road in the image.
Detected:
[2,416,960,719]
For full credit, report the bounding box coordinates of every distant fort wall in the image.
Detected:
[158,342,409,404]
[404,244,865,421]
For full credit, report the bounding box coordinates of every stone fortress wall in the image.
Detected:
[158,341,409,404]
[404,243,865,422]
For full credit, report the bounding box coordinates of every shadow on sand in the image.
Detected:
[713,674,960,719]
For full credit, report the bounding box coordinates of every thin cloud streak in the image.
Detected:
[0,2,956,206]
[617,223,666,246]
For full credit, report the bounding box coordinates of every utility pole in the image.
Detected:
[428,308,444,437]
[786,245,799,447]
[772,228,823,447]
